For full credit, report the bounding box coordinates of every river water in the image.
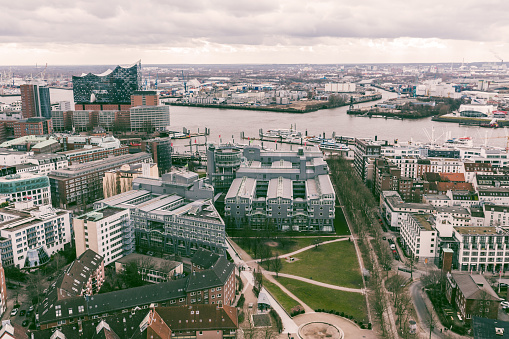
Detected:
[2,88,508,149]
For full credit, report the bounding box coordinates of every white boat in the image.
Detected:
[261,128,302,140]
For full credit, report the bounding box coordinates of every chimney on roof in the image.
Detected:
[496,327,504,336]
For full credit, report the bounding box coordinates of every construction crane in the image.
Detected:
[484,134,509,151]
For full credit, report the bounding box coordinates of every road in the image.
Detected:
[225,239,300,334]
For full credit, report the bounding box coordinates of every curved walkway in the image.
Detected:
[246,237,349,263]
[293,313,378,339]
[264,272,365,294]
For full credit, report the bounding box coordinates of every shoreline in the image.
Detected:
[166,94,382,114]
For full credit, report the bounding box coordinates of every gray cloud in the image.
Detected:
[0,0,507,48]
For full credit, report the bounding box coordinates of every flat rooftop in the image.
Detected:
[412,214,433,231]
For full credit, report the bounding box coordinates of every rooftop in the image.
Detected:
[411,214,434,231]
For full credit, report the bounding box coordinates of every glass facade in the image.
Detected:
[72,61,142,104]
[39,86,51,119]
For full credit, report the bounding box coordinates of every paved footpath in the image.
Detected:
[264,272,365,294]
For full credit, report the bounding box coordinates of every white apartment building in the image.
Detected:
[73,206,131,265]
[380,191,434,230]
[387,156,419,179]
[0,202,72,268]
[423,194,451,207]
[483,205,509,227]
[417,158,464,177]
[0,150,33,166]
[400,213,438,261]
[434,206,471,228]
[453,226,509,272]
[27,154,68,175]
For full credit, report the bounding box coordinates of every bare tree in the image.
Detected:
[272,254,282,278]
[423,303,438,339]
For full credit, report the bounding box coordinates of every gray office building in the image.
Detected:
[224,145,335,231]
[94,189,225,256]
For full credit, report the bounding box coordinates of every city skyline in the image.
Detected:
[1,0,508,65]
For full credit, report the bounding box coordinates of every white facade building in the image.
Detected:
[400,213,437,261]
[0,202,72,268]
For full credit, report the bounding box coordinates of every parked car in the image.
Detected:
[22,320,29,327]
[390,244,396,250]
[28,305,34,312]
[501,301,509,308]
[19,310,25,316]
[26,310,32,317]
[10,308,18,316]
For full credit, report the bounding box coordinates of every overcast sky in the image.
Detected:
[0,0,507,65]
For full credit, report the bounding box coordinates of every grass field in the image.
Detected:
[276,277,368,323]
[279,240,362,289]
[334,207,351,235]
[234,236,341,259]
[262,278,302,314]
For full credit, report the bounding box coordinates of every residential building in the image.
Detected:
[0,202,72,268]
[58,145,128,165]
[50,110,73,132]
[484,205,509,227]
[446,273,500,322]
[115,253,183,283]
[73,207,131,265]
[48,152,152,211]
[94,189,225,257]
[36,249,235,330]
[0,173,51,206]
[353,138,382,185]
[27,154,68,175]
[453,226,509,272]
[141,137,173,175]
[400,213,438,261]
[33,305,237,339]
[221,145,335,231]
[379,191,434,231]
[11,118,53,138]
[55,249,105,296]
[0,149,33,166]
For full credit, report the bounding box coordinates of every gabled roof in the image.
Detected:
[440,173,465,182]
[58,249,103,297]
[187,255,234,292]
[87,279,188,316]
[191,248,220,270]
[155,305,238,331]
[452,273,500,301]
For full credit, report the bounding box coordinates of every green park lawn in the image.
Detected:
[262,278,302,315]
[334,207,351,235]
[235,236,342,259]
[279,240,362,289]
[276,277,368,323]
